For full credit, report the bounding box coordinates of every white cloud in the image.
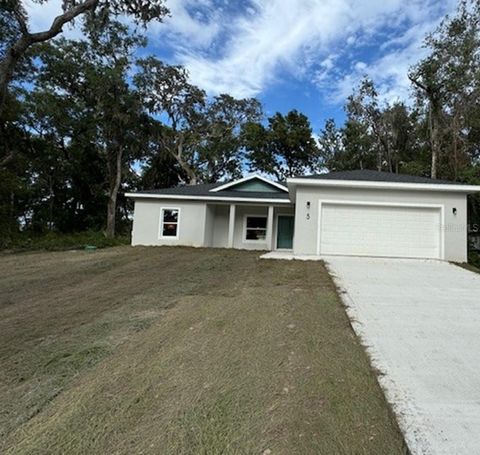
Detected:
[151,0,458,101]
[329,11,457,105]
[148,0,222,49]
[346,35,356,46]
[332,47,421,105]
[23,0,459,105]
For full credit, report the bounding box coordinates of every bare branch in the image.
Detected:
[408,73,428,93]
[29,0,99,44]
[0,0,100,116]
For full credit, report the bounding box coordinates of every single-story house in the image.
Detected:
[125,170,480,262]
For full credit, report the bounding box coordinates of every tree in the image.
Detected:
[408,62,444,179]
[137,120,185,190]
[135,57,261,184]
[32,22,148,237]
[317,118,341,171]
[345,77,395,172]
[329,78,422,175]
[100,80,147,238]
[243,110,319,180]
[409,0,480,180]
[0,91,32,243]
[381,102,417,173]
[197,94,259,183]
[0,0,169,116]
[318,110,379,173]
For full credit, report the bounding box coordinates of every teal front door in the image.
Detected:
[276,215,294,249]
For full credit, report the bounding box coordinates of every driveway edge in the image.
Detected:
[324,261,427,455]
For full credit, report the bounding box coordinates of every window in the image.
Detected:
[245,215,267,241]
[160,208,180,238]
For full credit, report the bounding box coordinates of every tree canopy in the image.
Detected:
[135,57,262,184]
[243,110,319,180]
[0,0,169,115]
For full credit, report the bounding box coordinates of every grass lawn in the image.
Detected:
[0,247,407,454]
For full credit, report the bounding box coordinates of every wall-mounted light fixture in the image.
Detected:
[453,207,457,215]
[306,201,311,209]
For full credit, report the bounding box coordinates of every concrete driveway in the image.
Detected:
[325,256,480,455]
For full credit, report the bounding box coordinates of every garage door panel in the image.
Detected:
[320,203,441,259]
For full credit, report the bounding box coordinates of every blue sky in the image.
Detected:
[28,0,458,132]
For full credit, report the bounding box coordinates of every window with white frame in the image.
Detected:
[245,215,267,241]
[160,208,180,238]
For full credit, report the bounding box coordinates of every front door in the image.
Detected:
[277,215,294,249]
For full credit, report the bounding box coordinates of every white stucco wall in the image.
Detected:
[131,199,207,247]
[293,185,468,262]
[131,200,294,250]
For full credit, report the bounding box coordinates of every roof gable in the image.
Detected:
[210,175,287,193]
[124,180,293,202]
[229,179,284,192]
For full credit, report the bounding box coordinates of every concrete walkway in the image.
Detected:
[325,256,480,455]
[261,251,321,261]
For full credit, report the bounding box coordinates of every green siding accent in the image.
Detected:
[229,178,285,193]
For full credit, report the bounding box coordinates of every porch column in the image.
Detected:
[266,205,274,250]
[227,204,236,248]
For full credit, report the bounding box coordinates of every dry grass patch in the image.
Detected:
[0,247,407,454]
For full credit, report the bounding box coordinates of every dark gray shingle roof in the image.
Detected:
[297,170,462,185]
[131,170,466,201]
[132,182,290,200]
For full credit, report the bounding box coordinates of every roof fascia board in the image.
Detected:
[210,174,288,193]
[125,193,293,204]
[286,178,480,193]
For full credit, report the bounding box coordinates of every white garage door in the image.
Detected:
[319,203,442,259]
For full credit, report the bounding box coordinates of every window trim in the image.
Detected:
[159,207,181,240]
[243,214,268,243]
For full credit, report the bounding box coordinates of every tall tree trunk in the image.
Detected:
[408,76,442,180]
[429,102,440,180]
[384,141,392,172]
[452,111,459,181]
[174,136,198,185]
[376,145,382,172]
[105,147,123,238]
[48,176,54,230]
[156,130,198,185]
[178,157,197,185]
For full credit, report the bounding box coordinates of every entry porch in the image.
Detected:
[204,203,295,251]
